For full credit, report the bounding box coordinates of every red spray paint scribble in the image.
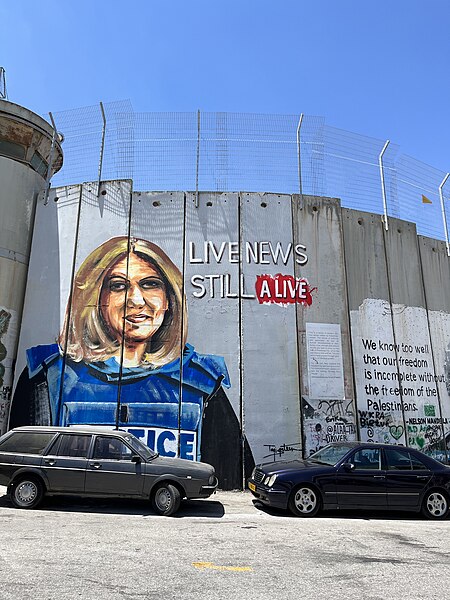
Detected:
[255,274,316,306]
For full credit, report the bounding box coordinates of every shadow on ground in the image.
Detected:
[0,492,225,518]
[251,499,424,521]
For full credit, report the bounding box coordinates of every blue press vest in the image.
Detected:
[26,343,230,460]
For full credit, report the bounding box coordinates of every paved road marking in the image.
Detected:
[192,562,253,572]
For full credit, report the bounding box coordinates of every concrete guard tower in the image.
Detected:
[0,99,63,432]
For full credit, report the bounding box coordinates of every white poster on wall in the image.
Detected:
[306,322,345,400]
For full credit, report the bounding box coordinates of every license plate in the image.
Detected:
[248,482,256,492]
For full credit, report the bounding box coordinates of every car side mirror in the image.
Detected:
[131,455,142,464]
[342,462,355,472]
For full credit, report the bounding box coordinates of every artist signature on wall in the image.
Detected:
[263,442,302,460]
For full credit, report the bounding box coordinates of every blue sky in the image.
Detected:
[1,0,449,172]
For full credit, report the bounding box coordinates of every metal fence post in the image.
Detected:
[195,110,201,208]
[44,112,57,206]
[0,67,7,99]
[439,173,450,256]
[98,102,107,186]
[379,140,390,230]
[296,113,304,195]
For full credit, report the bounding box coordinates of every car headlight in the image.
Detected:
[264,474,277,487]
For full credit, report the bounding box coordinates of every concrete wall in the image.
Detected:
[295,196,356,454]
[8,185,450,487]
[0,156,46,433]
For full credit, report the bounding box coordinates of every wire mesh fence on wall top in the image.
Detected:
[46,102,450,243]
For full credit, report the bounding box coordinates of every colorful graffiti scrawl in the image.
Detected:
[302,323,357,455]
[0,309,11,388]
[0,307,17,435]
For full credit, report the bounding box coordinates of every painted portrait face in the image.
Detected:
[100,253,169,346]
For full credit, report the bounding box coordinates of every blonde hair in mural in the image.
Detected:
[58,236,187,367]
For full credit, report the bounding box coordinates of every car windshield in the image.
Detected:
[308,444,354,466]
[125,435,158,460]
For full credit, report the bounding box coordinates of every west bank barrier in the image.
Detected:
[5,185,450,489]
[1,103,450,489]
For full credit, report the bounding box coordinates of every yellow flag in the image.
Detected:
[422,195,432,204]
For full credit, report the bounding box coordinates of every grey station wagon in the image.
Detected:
[0,426,218,515]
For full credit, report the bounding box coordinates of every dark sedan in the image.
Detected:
[248,442,450,520]
[0,426,218,515]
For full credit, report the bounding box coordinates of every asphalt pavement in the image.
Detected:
[0,485,449,600]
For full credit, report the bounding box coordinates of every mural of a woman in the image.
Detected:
[10,236,253,489]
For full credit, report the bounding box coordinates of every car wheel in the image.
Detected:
[421,490,449,520]
[10,477,44,509]
[151,483,181,516]
[289,485,321,517]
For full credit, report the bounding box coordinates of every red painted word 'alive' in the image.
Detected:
[255,274,316,306]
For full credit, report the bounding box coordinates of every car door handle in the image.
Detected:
[417,475,429,480]
[373,475,385,479]
[44,459,56,466]
[90,463,102,469]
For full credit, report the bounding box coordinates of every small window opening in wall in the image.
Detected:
[30,151,48,178]
[358,219,363,225]
[153,201,161,207]
[0,138,26,160]
[101,190,107,196]
[261,202,267,208]
[397,228,402,234]
[206,201,213,207]
[312,206,318,212]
